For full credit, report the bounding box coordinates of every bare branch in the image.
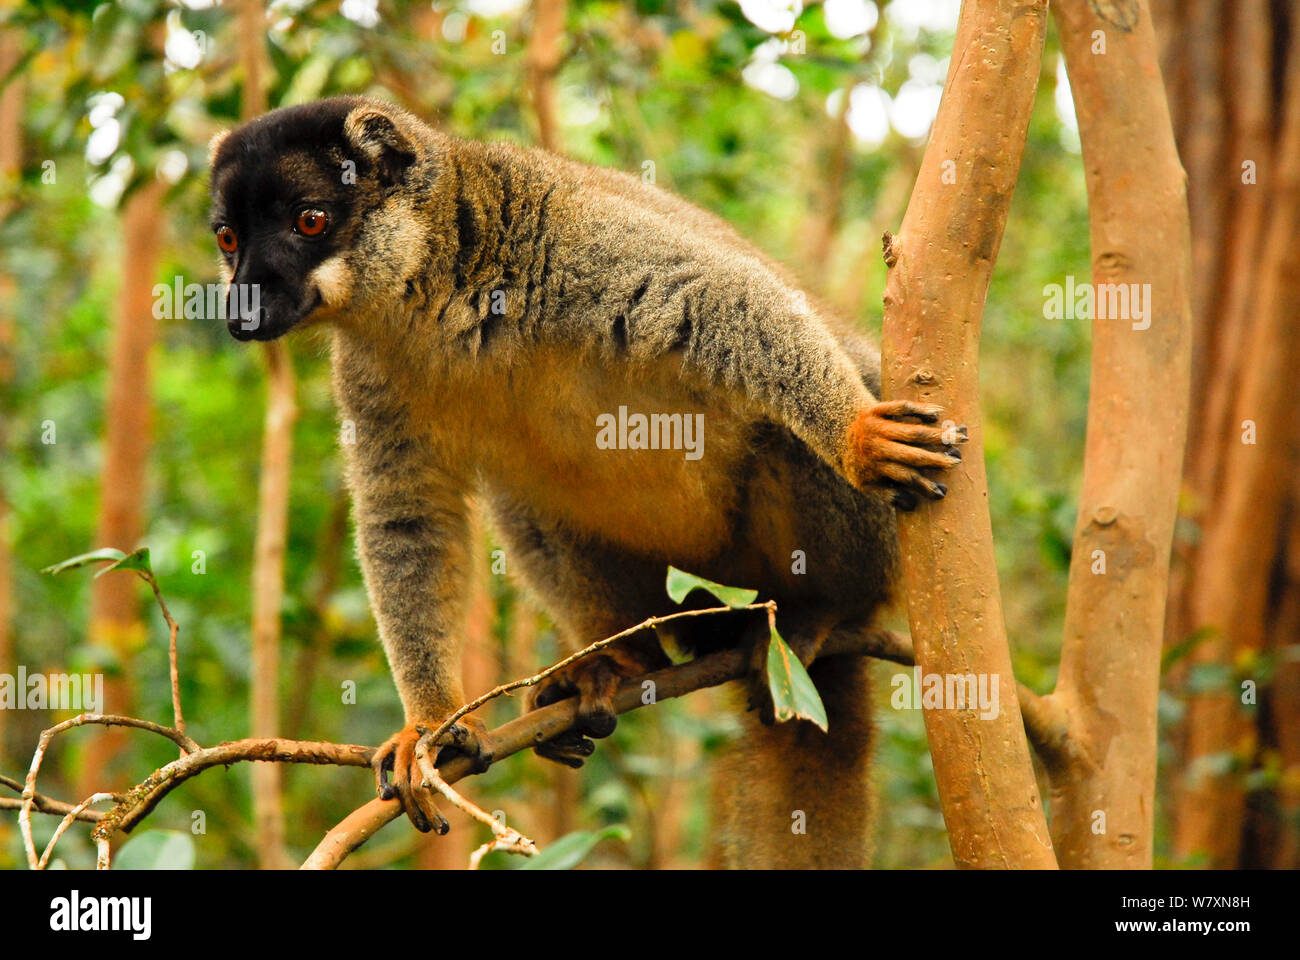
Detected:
[18,713,199,869]
[305,625,937,869]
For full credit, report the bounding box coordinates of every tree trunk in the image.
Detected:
[1153,0,1300,869]
[1046,0,1192,868]
[79,177,166,796]
[880,0,1056,869]
[237,0,295,869]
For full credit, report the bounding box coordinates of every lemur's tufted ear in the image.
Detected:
[208,129,230,168]
[343,106,418,187]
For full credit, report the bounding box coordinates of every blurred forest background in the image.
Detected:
[0,0,1296,869]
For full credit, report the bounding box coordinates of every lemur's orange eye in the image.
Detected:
[295,208,328,237]
[215,225,238,253]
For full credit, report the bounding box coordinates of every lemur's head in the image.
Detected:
[208,96,432,341]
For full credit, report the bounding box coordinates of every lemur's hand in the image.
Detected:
[842,401,967,511]
[372,716,494,833]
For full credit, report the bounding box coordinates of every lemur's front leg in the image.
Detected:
[662,276,967,503]
[337,351,494,833]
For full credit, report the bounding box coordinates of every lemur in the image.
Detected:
[208,96,961,868]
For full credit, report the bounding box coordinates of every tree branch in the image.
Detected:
[303,625,1058,869]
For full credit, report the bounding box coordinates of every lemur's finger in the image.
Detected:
[393,732,450,834]
[434,718,496,774]
[878,439,961,471]
[372,744,397,801]
[870,400,943,423]
[880,462,947,500]
[877,421,951,447]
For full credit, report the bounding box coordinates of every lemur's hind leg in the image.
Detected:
[487,498,671,766]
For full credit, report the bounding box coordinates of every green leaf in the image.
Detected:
[766,627,828,732]
[517,825,631,870]
[665,566,757,609]
[41,548,127,575]
[113,830,195,870]
[41,547,153,580]
[96,547,153,579]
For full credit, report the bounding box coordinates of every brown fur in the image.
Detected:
[210,96,960,866]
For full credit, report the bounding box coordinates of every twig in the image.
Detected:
[91,737,373,841]
[414,745,537,868]
[0,797,102,821]
[38,792,115,869]
[0,774,110,821]
[19,713,199,869]
[424,601,777,748]
[141,572,185,740]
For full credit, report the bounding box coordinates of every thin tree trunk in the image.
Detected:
[1166,1,1272,676]
[79,177,166,797]
[284,487,349,741]
[1261,490,1300,868]
[238,0,295,869]
[249,340,295,868]
[1174,29,1300,865]
[880,0,1056,869]
[801,85,852,289]
[526,0,566,152]
[1047,0,1192,868]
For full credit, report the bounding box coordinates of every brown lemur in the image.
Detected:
[208,96,962,868]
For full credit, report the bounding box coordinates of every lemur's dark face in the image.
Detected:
[208,98,417,340]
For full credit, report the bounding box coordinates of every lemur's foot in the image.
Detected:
[844,400,967,511]
[744,619,822,725]
[529,654,640,768]
[372,715,495,833]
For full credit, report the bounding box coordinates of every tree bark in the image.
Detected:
[1047,0,1192,869]
[880,0,1056,869]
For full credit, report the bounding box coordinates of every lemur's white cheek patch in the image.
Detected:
[218,262,232,285]
[310,256,352,307]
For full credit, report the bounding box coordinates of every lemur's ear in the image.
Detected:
[208,129,230,168]
[343,106,417,187]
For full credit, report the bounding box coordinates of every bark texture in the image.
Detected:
[1047,0,1192,868]
[880,0,1056,869]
